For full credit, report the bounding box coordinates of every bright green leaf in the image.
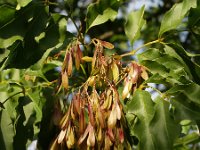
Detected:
[17,0,32,8]
[138,47,192,85]
[0,110,14,150]
[159,0,197,37]
[125,6,146,44]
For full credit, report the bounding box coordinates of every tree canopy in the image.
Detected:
[0,0,200,149]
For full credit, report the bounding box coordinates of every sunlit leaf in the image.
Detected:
[159,0,197,37]
[125,5,146,44]
[0,110,14,150]
[17,0,32,8]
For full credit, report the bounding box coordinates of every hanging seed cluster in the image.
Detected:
[51,39,148,150]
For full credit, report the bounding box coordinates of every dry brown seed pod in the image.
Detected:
[60,105,71,129]
[79,108,85,134]
[75,44,83,70]
[118,128,124,143]
[57,129,67,144]
[97,107,105,128]
[115,102,121,120]
[87,125,95,147]
[122,78,132,100]
[66,127,75,148]
[61,70,69,89]
[73,95,81,115]
[97,127,103,142]
[99,40,114,49]
[107,128,115,142]
[88,103,95,126]
[78,123,91,145]
[67,52,73,76]
[102,89,112,110]
[50,137,59,150]
[104,134,113,150]
[107,104,117,128]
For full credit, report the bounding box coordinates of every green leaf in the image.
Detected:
[174,132,200,147]
[167,43,200,84]
[17,0,32,8]
[0,110,14,150]
[188,4,200,35]
[125,5,146,44]
[0,81,10,92]
[0,49,10,64]
[163,45,193,80]
[166,83,200,105]
[159,0,197,37]
[86,0,120,32]
[126,90,156,150]
[150,97,181,150]
[171,94,200,121]
[14,96,32,149]
[138,47,192,85]
[0,4,15,28]
[27,91,43,124]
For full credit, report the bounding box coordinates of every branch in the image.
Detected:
[120,38,164,58]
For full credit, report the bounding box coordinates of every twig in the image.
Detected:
[120,38,164,58]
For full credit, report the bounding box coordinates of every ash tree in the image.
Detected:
[0,0,200,149]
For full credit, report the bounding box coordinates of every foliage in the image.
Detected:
[0,0,200,149]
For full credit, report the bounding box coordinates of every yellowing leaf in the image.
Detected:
[81,56,93,62]
[111,62,119,82]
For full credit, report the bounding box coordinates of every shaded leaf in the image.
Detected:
[188,4,200,35]
[166,82,200,105]
[159,0,197,37]
[171,94,200,121]
[0,4,15,28]
[125,5,146,44]
[126,90,156,150]
[168,43,200,84]
[150,97,181,150]
[86,0,120,32]
[174,132,200,147]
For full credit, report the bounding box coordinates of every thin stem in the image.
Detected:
[69,17,84,44]
[121,38,164,58]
